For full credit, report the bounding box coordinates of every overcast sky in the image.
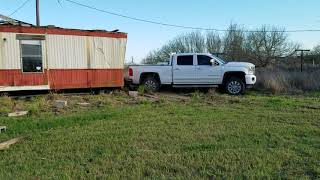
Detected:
[1,0,320,62]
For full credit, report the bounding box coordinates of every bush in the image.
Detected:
[255,69,320,94]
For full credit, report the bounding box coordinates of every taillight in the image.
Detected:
[129,68,133,76]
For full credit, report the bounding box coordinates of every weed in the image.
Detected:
[137,85,146,95]
[256,69,320,94]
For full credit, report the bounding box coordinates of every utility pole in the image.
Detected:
[295,49,310,72]
[36,0,40,26]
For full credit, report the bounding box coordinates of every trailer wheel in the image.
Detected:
[143,77,160,92]
[225,77,245,95]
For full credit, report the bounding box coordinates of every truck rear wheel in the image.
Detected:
[225,77,245,95]
[143,77,160,92]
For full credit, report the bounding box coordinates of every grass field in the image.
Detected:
[0,91,319,179]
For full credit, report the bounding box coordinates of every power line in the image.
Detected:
[9,0,32,17]
[63,0,320,33]
[63,0,225,32]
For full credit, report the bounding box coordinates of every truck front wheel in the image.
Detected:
[225,77,245,95]
[143,77,160,92]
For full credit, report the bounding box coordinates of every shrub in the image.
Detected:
[255,69,320,94]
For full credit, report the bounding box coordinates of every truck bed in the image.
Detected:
[126,65,172,85]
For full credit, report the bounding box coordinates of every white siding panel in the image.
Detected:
[0,33,126,70]
[47,35,87,69]
[41,40,47,69]
[0,32,47,70]
[0,33,20,69]
[0,33,2,69]
[89,37,127,69]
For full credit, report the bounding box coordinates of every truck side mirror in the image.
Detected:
[210,59,218,66]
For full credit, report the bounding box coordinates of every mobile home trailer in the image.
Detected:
[0,24,127,92]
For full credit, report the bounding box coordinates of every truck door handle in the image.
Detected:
[174,68,180,70]
[196,68,201,70]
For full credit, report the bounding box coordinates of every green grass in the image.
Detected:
[0,91,319,179]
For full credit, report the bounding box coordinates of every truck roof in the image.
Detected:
[171,53,212,56]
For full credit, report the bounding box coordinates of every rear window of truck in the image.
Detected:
[177,55,193,65]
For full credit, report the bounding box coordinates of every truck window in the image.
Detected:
[177,55,193,65]
[197,55,213,66]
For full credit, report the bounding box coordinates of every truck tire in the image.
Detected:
[225,77,245,95]
[142,77,160,92]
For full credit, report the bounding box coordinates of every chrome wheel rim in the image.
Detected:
[145,80,157,91]
[227,81,242,94]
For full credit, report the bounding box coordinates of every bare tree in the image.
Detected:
[206,32,222,54]
[142,50,164,64]
[311,44,320,55]
[244,26,298,67]
[174,31,206,53]
[223,24,246,61]
[142,32,206,64]
[305,44,320,66]
[143,24,300,66]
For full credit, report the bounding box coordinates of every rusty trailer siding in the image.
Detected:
[0,25,127,91]
[0,70,47,86]
[48,69,123,89]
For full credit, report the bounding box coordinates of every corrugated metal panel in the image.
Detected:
[0,32,47,70]
[42,40,47,69]
[0,69,123,88]
[0,70,47,86]
[47,34,87,69]
[89,37,127,69]
[0,33,2,69]
[48,69,123,89]
[0,33,20,69]
[49,69,89,89]
[89,69,124,87]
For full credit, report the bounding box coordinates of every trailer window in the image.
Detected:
[177,55,193,65]
[20,40,43,72]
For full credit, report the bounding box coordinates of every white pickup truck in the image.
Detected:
[126,53,256,95]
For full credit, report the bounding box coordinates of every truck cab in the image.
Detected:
[127,53,256,95]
